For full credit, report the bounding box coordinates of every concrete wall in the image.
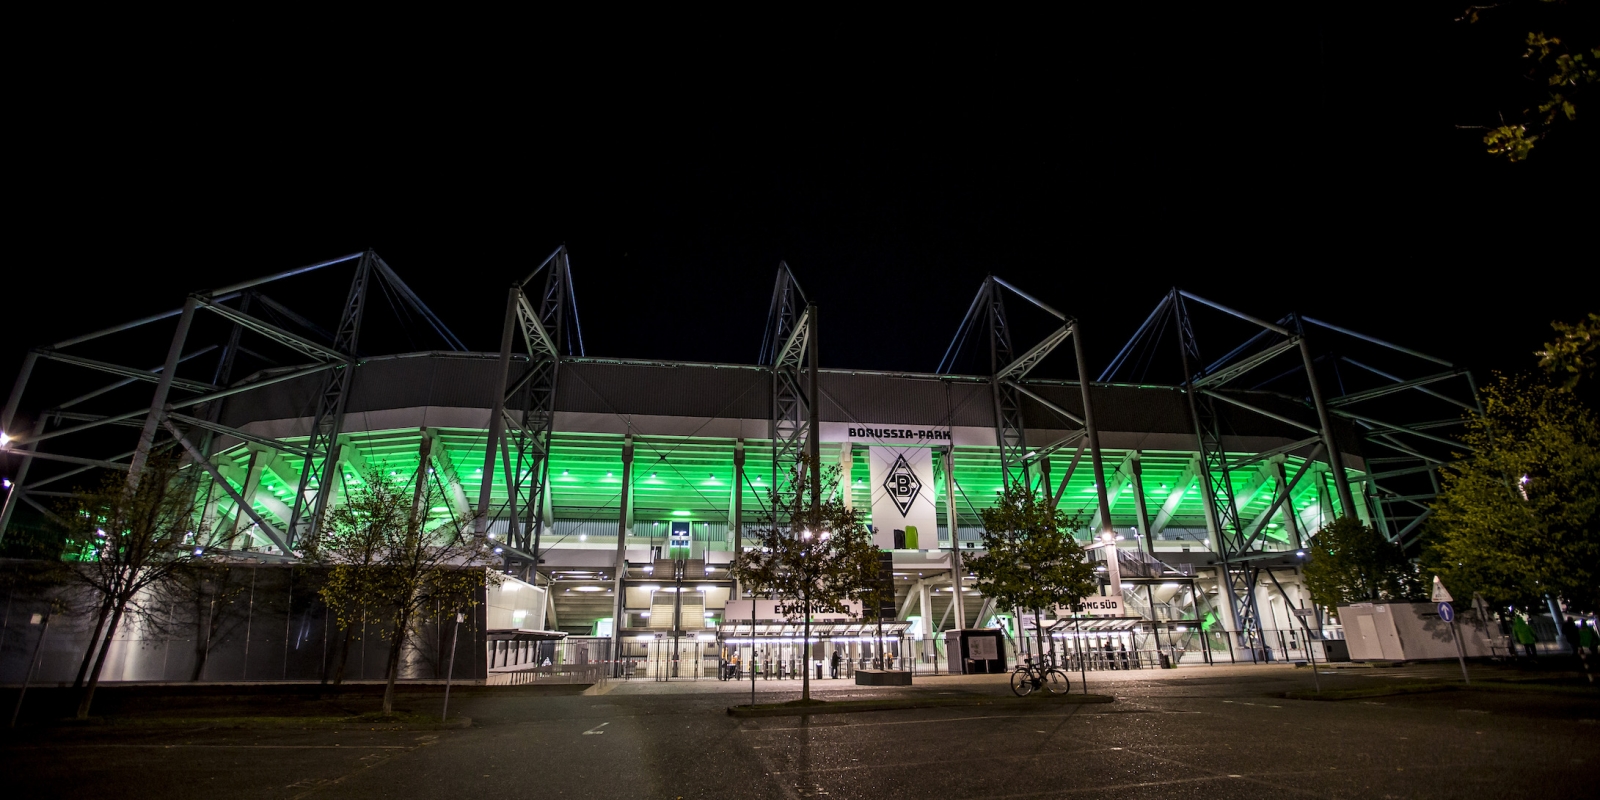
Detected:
[0,560,491,685]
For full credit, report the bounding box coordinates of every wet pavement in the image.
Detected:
[3,662,1595,799]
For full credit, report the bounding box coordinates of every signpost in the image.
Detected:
[442,612,464,722]
[1293,606,1320,692]
[1434,576,1470,685]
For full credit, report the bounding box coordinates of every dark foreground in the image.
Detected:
[2,662,1595,799]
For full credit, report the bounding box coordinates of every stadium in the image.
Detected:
[0,248,1475,684]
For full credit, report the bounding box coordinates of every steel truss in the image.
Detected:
[0,251,466,553]
[758,263,818,522]
[938,275,1113,536]
[1100,288,1477,650]
[474,246,583,578]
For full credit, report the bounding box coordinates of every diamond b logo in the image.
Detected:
[882,454,922,517]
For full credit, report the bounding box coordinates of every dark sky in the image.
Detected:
[6,6,1594,402]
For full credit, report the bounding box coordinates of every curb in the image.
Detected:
[1283,680,1599,702]
[24,715,474,731]
[728,694,1115,718]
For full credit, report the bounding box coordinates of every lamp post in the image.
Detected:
[10,610,52,728]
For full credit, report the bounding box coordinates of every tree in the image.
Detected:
[58,451,223,718]
[144,560,248,681]
[1537,312,1599,389]
[1424,372,1600,612]
[314,460,498,713]
[1302,516,1425,610]
[730,459,879,703]
[963,484,1098,667]
[1456,1,1597,162]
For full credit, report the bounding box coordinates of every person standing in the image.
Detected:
[1513,614,1538,658]
[1560,617,1581,658]
[830,649,842,679]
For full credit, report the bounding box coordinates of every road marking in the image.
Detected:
[288,737,438,799]
[583,722,610,735]
[747,712,1089,732]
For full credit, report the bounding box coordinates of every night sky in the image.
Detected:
[6,6,1594,398]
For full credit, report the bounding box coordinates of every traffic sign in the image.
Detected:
[1438,602,1455,623]
[1431,576,1453,603]
[1294,608,1317,618]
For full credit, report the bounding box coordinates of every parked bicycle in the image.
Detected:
[1010,655,1072,697]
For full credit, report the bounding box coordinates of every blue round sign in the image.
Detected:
[1438,602,1455,622]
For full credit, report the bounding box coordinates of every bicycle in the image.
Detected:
[1010,655,1072,697]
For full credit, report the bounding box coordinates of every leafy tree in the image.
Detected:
[1457,2,1597,162]
[730,458,879,702]
[1537,312,1599,389]
[963,484,1097,666]
[1302,516,1425,609]
[1424,373,1600,611]
[58,451,224,718]
[313,462,497,713]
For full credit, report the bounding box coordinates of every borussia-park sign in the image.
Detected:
[845,426,951,443]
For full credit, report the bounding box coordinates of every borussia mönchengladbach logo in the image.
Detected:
[882,454,922,517]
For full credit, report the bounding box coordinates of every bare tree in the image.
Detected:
[58,451,224,718]
[143,560,248,681]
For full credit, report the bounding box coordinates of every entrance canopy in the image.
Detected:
[717,621,911,638]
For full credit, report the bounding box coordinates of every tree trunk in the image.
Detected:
[74,594,114,689]
[330,618,357,686]
[801,591,812,702]
[381,612,410,714]
[1035,608,1045,667]
[192,592,215,682]
[876,617,886,669]
[77,597,128,719]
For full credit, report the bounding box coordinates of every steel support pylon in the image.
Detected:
[475,246,574,579]
[284,251,374,550]
[761,263,812,524]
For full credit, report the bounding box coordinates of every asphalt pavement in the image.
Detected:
[3,662,1595,799]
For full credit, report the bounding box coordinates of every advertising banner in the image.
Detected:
[868,446,939,550]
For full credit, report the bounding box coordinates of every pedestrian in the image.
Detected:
[830,649,842,679]
[1104,639,1117,670]
[1583,620,1600,657]
[1513,614,1537,658]
[1560,617,1581,657]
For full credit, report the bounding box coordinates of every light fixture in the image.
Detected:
[0,432,10,447]
[579,534,587,542]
